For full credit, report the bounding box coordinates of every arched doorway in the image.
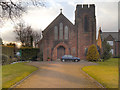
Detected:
[57,46,65,59]
[52,42,69,60]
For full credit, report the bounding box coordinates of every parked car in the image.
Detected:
[61,55,80,62]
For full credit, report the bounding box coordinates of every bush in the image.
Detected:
[86,44,100,61]
[1,54,9,65]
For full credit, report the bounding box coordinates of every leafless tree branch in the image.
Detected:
[14,22,42,47]
[0,0,45,20]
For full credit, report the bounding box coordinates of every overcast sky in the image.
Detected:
[0,0,119,43]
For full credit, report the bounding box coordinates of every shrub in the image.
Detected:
[86,44,100,61]
[1,54,9,65]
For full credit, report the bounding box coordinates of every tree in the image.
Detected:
[14,22,42,47]
[33,31,42,47]
[86,44,100,61]
[24,26,33,47]
[14,23,26,46]
[101,39,112,60]
[30,35,33,47]
[0,0,45,20]
[14,23,34,47]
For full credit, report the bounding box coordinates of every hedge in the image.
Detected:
[2,46,15,65]
[20,47,39,61]
[1,46,40,64]
[2,45,14,59]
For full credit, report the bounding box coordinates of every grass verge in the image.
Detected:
[82,58,118,88]
[2,62,38,88]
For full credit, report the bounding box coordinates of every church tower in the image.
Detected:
[75,4,96,59]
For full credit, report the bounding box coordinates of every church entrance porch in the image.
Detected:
[52,42,69,61]
[57,46,65,59]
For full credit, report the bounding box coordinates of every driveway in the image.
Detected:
[15,60,103,88]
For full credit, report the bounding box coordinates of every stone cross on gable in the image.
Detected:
[60,9,62,13]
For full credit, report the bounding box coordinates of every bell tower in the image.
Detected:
[75,4,96,59]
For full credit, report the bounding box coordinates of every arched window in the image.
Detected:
[85,48,88,56]
[54,26,58,40]
[59,23,63,40]
[84,16,89,32]
[64,26,68,40]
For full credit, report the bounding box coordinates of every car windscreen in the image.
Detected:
[67,55,73,58]
[64,55,68,57]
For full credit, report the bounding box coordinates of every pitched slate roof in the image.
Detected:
[102,32,119,41]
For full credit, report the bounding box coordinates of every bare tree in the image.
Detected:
[14,23,26,45]
[33,31,42,48]
[14,22,42,47]
[14,23,34,47]
[24,26,33,47]
[0,0,45,20]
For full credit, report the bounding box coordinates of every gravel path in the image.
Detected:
[15,60,103,88]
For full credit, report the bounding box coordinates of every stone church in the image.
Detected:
[39,4,96,61]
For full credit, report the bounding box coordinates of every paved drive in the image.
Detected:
[16,60,102,88]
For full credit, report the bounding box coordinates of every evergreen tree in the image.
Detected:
[101,39,112,60]
[87,44,100,61]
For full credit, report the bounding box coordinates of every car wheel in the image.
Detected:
[75,59,78,62]
[62,59,65,62]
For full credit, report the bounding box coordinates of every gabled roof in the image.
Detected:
[102,32,119,41]
[43,13,74,35]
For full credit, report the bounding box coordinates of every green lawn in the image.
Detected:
[82,58,119,88]
[2,62,38,88]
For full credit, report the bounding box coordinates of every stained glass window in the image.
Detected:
[59,23,63,40]
[54,26,58,40]
[64,26,68,40]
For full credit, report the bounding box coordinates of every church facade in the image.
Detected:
[39,4,96,61]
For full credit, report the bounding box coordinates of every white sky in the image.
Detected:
[0,0,119,43]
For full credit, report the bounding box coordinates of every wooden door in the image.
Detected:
[57,46,65,59]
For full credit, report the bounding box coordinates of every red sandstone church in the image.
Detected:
[39,4,96,61]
